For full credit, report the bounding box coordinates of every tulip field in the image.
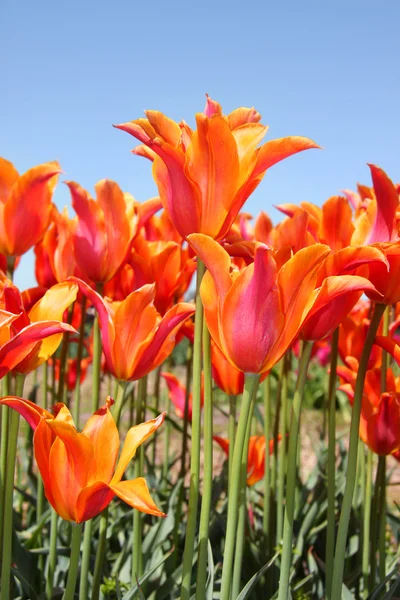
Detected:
[1,95,400,600]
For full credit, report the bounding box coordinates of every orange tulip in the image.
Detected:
[71,278,195,381]
[187,234,330,374]
[214,435,278,485]
[0,280,77,375]
[0,158,61,256]
[0,396,165,522]
[114,96,319,240]
[66,180,139,283]
[0,280,78,373]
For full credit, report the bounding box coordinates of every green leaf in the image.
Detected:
[121,548,174,600]
[235,552,279,600]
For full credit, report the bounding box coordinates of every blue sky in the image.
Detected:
[2,0,399,288]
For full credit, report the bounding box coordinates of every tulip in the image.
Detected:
[187,234,330,374]
[0,158,61,256]
[214,435,278,486]
[0,396,165,522]
[70,278,195,381]
[0,280,78,373]
[114,97,319,240]
[66,180,138,283]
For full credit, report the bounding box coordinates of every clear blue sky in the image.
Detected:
[2,0,399,288]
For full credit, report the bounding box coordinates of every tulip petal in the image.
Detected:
[0,320,76,377]
[161,372,188,419]
[185,114,240,237]
[76,481,115,523]
[112,413,165,484]
[319,196,354,250]
[187,234,232,301]
[367,165,398,243]
[82,397,120,483]
[0,396,52,430]
[221,245,283,373]
[33,418,57,509]
[110,477,165,517]
[3,162,61,256]
[0,157,19,203]
[301,275,381,341]
[131,302,195,379]
[252,136,320,179]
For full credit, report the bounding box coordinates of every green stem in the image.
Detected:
[57,303,75,403]
[80,291,104,600]
[113,381,127,427]
[232,402,253,598]
[362,449,373,598]
[1,374,25,599]
[151,365,162,466]
[331,303,386,599]
[326,327,339,600]
[228,395,237,486]
[219,373,260,600]
[46,509,59,600]
[196,322,213,597]
[162,376,171,480]
[91,507,108,600]
[263,377,271,553]
[180,259,205,600]
[0,375,10,555]
[73,296,87,428]
[37,361,49,582]
[378,455,386,583]
[132,376,147,585]
[277,355,289,544]
[91,282,104,413]
[62,523,83,600]
[277,341,313,600]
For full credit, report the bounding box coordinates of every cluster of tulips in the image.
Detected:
[0,95,399,600]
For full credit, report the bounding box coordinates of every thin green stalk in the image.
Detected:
[219,373,260,600]
[73,296,87,428]
[277,356,289,544]
[62,523,83,600]
[369,454,383,591]
[113,381,127,427]
[196,322,213,597]
[232,403,253,598]
[0,374,10,554]
[46,510,58,599]
[132,376,147,585]
[37,361,49,582]
[80,290,104,600]
[91,507,108,600]
[1,373,25,599]
[263,377,271,555]
[91,283,103,413]
[57,303,75,403]
[162,380,171,480]
[326,327,339,600]
[378,455,386,583]
[331,303,386,599]
[152,365,162,466]
[180,259,205,600]
[362,449,373,598]
[277,341,313,600]
[228,395,237,485]
[172,346,193,571]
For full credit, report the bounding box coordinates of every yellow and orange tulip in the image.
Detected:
[0,396,165,522]
[115,97,319,240]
